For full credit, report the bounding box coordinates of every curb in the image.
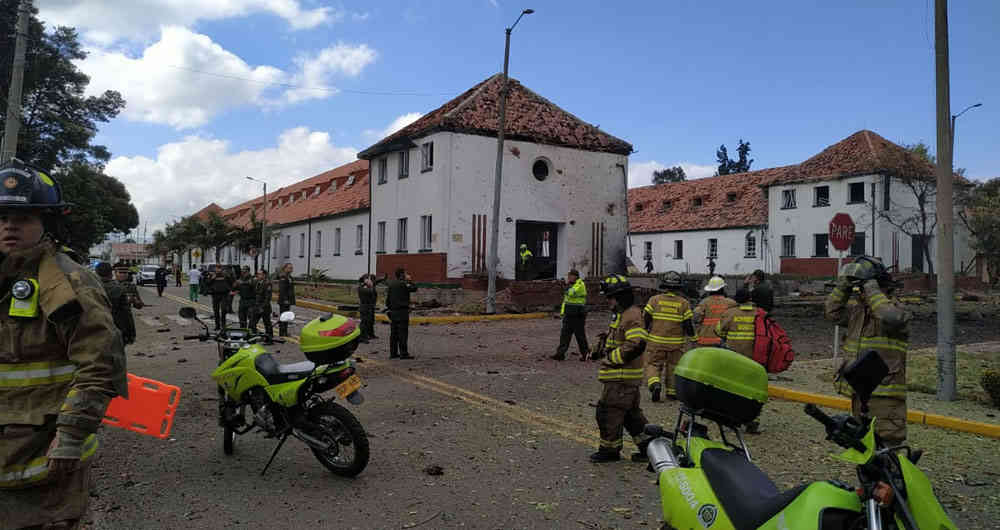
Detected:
[768,385,1000,439]
[293,299,552,325]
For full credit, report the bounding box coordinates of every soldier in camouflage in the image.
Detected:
[0,160,127,529]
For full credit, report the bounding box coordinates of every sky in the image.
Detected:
[32,0,1000,235]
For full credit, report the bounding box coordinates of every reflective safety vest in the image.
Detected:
[694,295,737,345]
[716,304,757,358]
[643,292,693,350]
[560,279,587,316]
[0,433,98,488]
[598,306,646,385]
[519,248,533,266]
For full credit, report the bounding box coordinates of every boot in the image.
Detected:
[589,449,621,463]
[650,383,662,403]
[744,421,763,435]
[550,352,566,361]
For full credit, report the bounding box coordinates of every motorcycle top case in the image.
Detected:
[674,347,768,426]
[299,313,361,364]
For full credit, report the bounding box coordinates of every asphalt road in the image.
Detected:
[85,284,999,529]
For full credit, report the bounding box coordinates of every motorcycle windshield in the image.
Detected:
[833,418,876,465]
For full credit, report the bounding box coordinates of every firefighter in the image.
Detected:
[642,271,694,402]
[591,274,651,463]
[235,266,255,329]
[715,287,763,434]
[825,256,910,446]
[551,269,589,361]
[693,276,737,346]
[0,159,127,529]
[249,269,274,342]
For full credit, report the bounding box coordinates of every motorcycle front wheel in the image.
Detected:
[218,385,236,455]
[306,402,370,477]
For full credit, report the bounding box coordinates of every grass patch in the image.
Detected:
[907,351,997,402]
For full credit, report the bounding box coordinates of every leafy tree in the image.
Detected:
[714,139,753,176]
[56,162,139,251]
[958,178,1000,285]
[652,166,686,184]
[201,212,239,263]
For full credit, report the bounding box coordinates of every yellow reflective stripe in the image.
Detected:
[600,438,623,448]
[0,434,97,487]
[643,304,653,314]
[872,384,907,397]
[646,335,686,344]
[609,348,623,364]
[0,362,76,387]
[647,376,661,385]
[624,329,647,340]
[598,368,644,380]
[683,310,693,320]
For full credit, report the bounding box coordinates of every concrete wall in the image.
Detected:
[628,227,767,276]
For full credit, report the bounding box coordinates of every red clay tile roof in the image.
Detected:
[359,74,632,158]
[772,130,936,185]
[628,166,797,233]
[217,160,370,228]
[191,203,223,221]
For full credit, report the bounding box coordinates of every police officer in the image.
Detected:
[114,264,142,344]
[591,274,651,463]
[386,267,417,359]
[276,263,295,337]
[643,271,694,402]
[208,264,233,330]
[96,262,133,345]
[746,269,774,313]
[358,273,385,343]
[0,160,127,529]
[551,269,589,361]
[693,276,737,346]
[154,265,168,297]
[825,257,910,446]
[518,243,533,280]
[235,266,255,329]
[249,269,274,341]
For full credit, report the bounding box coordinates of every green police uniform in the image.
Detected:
[250,277,273,338]
[235,273,256,329]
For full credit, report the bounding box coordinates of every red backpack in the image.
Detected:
[752,308,795,373]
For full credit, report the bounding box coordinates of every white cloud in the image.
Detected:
[106,127,359,230]
[77,27,376,129]
[362,112,424,141]
[37,0,340,43]
[283,44,378,103]
[628,160,716,188]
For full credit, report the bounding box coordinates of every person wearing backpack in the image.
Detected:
[716,288,763,434]
[825,256,910,446]
[693,276,737,346]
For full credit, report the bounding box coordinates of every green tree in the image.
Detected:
[959,178,1000,285]
[56,162,139,251]
[714,139,753,176]
[201,212,239,263]
[652,166,686,184]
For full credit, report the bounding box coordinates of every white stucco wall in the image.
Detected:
[766,174,973,273]
[629,227,767,276]
[263,211,370,279]
[367,131,629,279]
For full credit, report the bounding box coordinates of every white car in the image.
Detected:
[136,265,170,285]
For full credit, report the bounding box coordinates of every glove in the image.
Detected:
[47,429,86,476]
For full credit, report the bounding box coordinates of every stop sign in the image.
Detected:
[829,213,855,252]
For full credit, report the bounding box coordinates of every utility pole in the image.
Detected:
[934,0,956,401]
[1,0,31,163]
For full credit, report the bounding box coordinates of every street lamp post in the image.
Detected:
[950,102,981,165]
[246,176,268,274]
[486,8,534,315]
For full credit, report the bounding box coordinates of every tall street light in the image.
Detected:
[246,176,268,274]
[950,102,981,165]
[486,7,534,315]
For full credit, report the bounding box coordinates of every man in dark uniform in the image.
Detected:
[386,267,417,359]
[114,264,142,344]
[358,273,385,343]
[746,269,774,313]
[235,266,255,329]
[250,269,274,341]
[276,263,295,337]
[154,265,168,297]
[208,264,234,330]
[96,262,133,345]
[0,159,127,529]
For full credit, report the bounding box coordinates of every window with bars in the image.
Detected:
[355,225,364,254]
[334,228,341,256]
[814,186,830,207]
[299,233,305,258]
[745,233,757,258]
[643,241,652,260]
[781,235,795,258]
[674,240,683,259]
[377,222,386,253]
[421,142,434,172]
[314,231,322,256]
[781,189,797,209]
[707,239,718,259]
[397,218,408,252]
[814,234,829,257]
[420,215,432,250]
[377,157,387,185]
[399,150,409,179]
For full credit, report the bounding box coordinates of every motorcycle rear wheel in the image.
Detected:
[306,402,370,477]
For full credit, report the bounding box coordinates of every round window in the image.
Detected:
[532,159,549,181]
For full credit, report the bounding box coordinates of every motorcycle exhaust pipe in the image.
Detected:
[292,429,333,451]
[647,438,679,473]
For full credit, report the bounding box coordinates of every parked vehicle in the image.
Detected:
[136,264,170,285]
[179,307,370,477]
[643,347,956,530]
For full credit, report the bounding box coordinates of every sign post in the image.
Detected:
[829,213,856,367]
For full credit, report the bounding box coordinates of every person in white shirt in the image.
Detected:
[187,265,202,301]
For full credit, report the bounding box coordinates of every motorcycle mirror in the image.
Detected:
[178,307,197,319]
[840,350,890,408]
[279,311,295,323]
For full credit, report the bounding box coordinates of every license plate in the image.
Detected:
[334,374,362,399]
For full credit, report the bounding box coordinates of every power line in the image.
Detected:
[162,64,455,97]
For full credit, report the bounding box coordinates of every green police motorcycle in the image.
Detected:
[644,347,957,530]
[179,307,370,477]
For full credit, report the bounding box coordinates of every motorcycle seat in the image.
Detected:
[254,353,316,384]
[701,448,808,530]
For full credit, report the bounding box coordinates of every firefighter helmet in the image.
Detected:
[658,271,684,290]
[599,274,632,296]
[0,159,71,211]
[703,275,726,292]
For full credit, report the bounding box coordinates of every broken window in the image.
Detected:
[421,142,434,172]
[781,189,796,209]
[848,182,865,203]
[707,239,718,259]
[814,186,830,207]
[745,233,757,258]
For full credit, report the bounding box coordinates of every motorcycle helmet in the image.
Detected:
[299,312,360,363]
